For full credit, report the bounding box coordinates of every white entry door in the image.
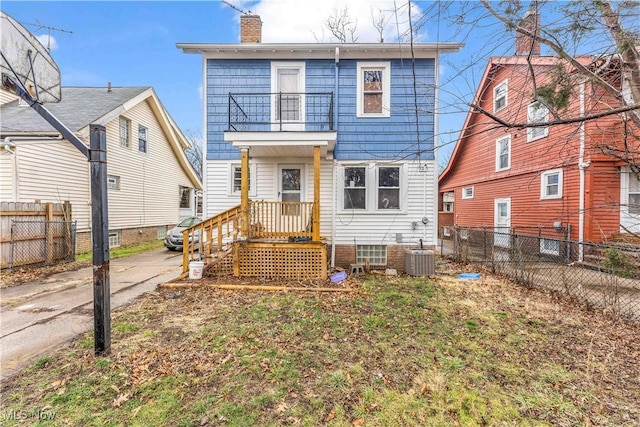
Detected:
[494,198,511,248]
[278,165,305,233]
[272,63,305,131]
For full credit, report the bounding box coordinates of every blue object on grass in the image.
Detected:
[459,273,481,279]
[331,271,348,282]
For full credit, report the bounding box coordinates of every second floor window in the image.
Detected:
[357,62,390,118]
[496,136,511,171]
[528,102,549,141]
[462,186,474,199]
[138,125,147,153]
[119,117,131,148]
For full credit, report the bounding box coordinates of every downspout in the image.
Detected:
[430,52,440,246]
[578,82,585,262]
[330,46,340,268]
[3,135,64,202]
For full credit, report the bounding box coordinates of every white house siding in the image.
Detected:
[0,89,19,105]
[333,160,437,247]
[2,138,91,230]
[204,158,436,248]
[105,99,197,230]
[0,150,15,200]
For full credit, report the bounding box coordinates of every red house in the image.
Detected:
[439,13,640,258]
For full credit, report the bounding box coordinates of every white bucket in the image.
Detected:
[188,261,204,280]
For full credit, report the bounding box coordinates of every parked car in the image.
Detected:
[164,217,202,251]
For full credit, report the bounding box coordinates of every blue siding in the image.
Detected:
[206,57,436,161]
[334,58,435,160]
[206,59,270,160]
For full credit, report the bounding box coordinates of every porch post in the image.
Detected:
[313,145,320,241]
[241,147,250,236]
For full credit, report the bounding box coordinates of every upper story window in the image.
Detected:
[496,135,511,171]
[119,117,131,148]
[494,80,508,112]
[527,102,549,141]
[462,186,474,199]
[179,186,191,209]
[540,169,563,199]
[357,62,391,118]
[138,125,147,153]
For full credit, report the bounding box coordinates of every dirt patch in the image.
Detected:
[1,260,91,289]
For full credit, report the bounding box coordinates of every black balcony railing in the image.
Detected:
[228,92,334,132]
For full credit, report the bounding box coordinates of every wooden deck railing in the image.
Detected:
[181,201,317,273]
[182,205,242,272]
[248,201,314,239]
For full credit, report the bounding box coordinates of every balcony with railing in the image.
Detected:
[228,92,334,132]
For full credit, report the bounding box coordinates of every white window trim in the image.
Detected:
[527,102,549,142]
[493,79,508,113]
[339,163,405,213]
[540,168,563,200]
[442,226,451,237]
[179,186,192,209]
[229,163,257,197]
[356,61,391,118]
[119,117,131,148]
[462,186,474,200]
[495,135,511,172]
[540,238,560,256]
[138,124,148,153]
[620,167,640,233]
[443,202,453,212]
[375,165,402,212]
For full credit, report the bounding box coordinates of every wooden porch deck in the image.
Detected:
[181,201,327,280]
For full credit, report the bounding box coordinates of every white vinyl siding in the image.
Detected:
[204,160,438,248]
[105,94,198,228]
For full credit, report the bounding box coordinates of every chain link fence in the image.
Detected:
[7,220,76,269]
[447,226,640,323]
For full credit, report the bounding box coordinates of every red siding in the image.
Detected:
[439,57,635,243]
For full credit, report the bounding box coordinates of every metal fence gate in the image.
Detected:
[8,220,76,269]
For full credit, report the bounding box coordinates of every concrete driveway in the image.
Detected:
[0,248,185,380]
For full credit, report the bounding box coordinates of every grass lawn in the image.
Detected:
[2,265,639,426]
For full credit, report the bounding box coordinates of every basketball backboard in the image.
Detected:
[1,11,61,103]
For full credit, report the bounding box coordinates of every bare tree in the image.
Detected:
[184,129,203,181]
[325,6,358,43]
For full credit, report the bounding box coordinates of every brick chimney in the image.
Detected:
[240,15,262,43]
[515,10,540,56]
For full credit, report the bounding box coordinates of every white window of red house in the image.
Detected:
[494,80,508,112]
[496,135,511,171]
[527,102,549,141]
[462,186,474,199]
[540,169,563,199]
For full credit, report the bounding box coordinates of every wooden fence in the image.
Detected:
[1,201,75,269]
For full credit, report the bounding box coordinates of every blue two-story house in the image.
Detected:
[178,15,461,279]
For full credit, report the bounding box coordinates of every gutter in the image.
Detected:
[330,47,339,269]
[578,83,586,262]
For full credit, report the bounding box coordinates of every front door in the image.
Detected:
[272,63,305,131]
[494,198,511,248]
[279,165,305,232]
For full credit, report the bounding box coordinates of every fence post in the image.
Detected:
[45,203,54,264]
